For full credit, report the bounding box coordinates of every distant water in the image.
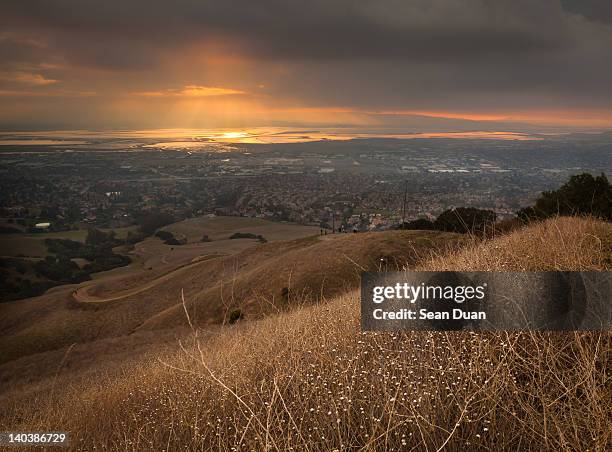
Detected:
[0,139,88,145]
[0,128,540,148]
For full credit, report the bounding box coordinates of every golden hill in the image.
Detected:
[1,216,610,451]
[0,229,460,364]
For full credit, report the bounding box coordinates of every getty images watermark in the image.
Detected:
[361,272,611,331]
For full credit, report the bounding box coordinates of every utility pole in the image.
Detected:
[401,180,408,227]
[332,210,335,233]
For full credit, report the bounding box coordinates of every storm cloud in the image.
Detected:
[0,1,584,64]
[1,0,611,130]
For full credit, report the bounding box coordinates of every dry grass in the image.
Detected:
[0,230,459,364]
[142,230,461,330]
[161,215,320,243]
[1,217,611,450]
[420,216,612,271]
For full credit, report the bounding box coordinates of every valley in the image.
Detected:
[0,216,461,367]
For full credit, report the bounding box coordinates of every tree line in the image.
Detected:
[399,173,611,235]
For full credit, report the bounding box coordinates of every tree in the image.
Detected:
[85,228,114,246]
[397,218,435,230]
[155,230,185,245]
[518,173,612,221]
[136,212,176,235]
[434,207,496,235]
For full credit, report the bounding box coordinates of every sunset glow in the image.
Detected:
[1,1,611,133]
[1,3,611,450]
[0,128,542,147]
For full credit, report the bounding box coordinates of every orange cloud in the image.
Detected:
[132,85,245,97]
[372,110,509,121]
[0,71,58,86]
[0,89,95,97]
[271,106,612,129]
[180,85,244,96]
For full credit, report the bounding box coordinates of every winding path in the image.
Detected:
[72,253,226,303]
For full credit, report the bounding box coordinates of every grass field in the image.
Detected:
[0,217,315,259]
[0,226,137,257]
[133,216,321,272]
[0,228,461,364]
[161,215,320,243]
[0,217,609,450]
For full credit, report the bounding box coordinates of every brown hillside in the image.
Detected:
[0,230,460,364]
[139,230,462,330]
[1,217,610,451]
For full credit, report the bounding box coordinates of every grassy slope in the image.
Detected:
[161,215,321,243]
[418,216,612,271]
[0,217,610,450]
[0,230,460,364]
[140,230,461,329]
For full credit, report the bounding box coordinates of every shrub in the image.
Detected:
[434,207,496,234]
[229,232,266,242]
[397,218,435,230]
[125,230,146,245]
[228,308,244,324]
[155,230,186,245]
[86,228,116,246]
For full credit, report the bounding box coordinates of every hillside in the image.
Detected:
[0,229,461,365]
[0,216,610,450]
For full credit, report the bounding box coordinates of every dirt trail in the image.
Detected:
[72,253,226,303]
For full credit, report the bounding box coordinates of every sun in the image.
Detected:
[219,131,248,140]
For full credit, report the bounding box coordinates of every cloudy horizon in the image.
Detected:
[2,0,612,132]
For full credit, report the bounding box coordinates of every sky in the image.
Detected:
[1,0,612,133]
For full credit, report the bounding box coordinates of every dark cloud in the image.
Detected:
[0,0,579,66]
[0,0,611,129]
[561,0,612,23]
